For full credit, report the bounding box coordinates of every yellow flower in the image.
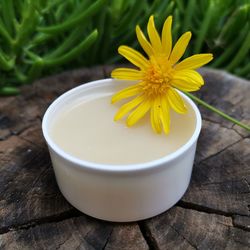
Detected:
[111,15,213,134]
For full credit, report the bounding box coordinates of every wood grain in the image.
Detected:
[142,206,250,250]
[0,66,249,249]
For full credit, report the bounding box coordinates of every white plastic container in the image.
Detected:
[42,79,202,222]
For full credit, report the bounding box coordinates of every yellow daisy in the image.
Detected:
[111,15,213,134]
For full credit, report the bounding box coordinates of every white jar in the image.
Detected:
[42,79,202,222]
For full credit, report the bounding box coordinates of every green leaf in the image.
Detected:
[0,86,20,96]
[37,0,107,34]
[43,29,98,66]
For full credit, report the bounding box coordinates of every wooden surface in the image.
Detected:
[0,66,249,249]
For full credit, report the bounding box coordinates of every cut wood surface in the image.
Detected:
[0,66,249,249]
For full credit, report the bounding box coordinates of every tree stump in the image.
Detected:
[0,66,249,249]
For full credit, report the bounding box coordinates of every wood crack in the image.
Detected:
[203,117,248,138]
[243,178,250,192]
[138,222,160,250]
[0,208,82,235]
[177,200,238,217]
[197,137,243,165]
[232,220,250,232]
[177,201,250,232]
[168,224,197,250]
[102,228,113,250]
[55,234,72,250]
[203,118,234,130]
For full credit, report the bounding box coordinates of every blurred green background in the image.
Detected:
[0,0,250,95]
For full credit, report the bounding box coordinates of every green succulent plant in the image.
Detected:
[0,0,250,95]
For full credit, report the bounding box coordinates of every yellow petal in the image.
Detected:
[169,31,192,65]
[170,69,204,92]
[170,79,201,92]
[167,88,187,114]
[114,95,144,121]
[161,16,172,59]
[150,98,162,133]
[111,85,141,103]
[118,46,149,69]
[147,15,162,53]
[177,70,204,85]
[175,54,213,70]
[136,25,154,57]
[127,100,151,126]
[159,97,170,135]
[111,68,143,80]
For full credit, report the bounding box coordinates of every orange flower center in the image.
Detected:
[141,56,173,98]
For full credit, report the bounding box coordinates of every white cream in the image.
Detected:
[51,94,196,165]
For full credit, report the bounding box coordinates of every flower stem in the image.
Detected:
[184,92,250,131]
